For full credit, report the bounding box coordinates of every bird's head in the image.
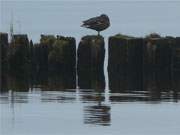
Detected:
[100,14,110,25]
[100,14,109,18]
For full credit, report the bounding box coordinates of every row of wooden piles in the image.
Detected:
[108,34,180,93]
[1,33,180,92]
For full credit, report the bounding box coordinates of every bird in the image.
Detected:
[81,14,110,35]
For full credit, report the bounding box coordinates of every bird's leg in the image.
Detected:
[98,31,100,36]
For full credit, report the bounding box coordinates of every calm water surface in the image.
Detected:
[1,0,180,135]
[1,89,180,135]
[1,70,180,135]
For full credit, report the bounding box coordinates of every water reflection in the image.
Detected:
[84,105,111,126]
[1,70,30,92]
[78,89,110,126]
[1,69,180,127]
[79,89,105,103]
[41,90,76,103]
[1,69,180,103]
[109,69,180,102]
[1,69,76,92]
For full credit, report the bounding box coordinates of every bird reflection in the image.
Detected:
[84,105,111,126]
[81,90,111,126]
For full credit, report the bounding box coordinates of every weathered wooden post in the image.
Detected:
[48,36,76,72]
[127,38,144,90]
[38,35,56,71]
[8,34,30,71]
[0,33,8,92]
[173,37,180,69]
[108,35,128,92]
[0,33,8,71]
[108,34,144,92]
[170,37,180,100]
[48,36,76,89]
[77,35,105,90]
[143,36,175,92]
[34,35,76,89]
[144,37,174,70]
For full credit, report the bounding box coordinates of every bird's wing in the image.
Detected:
[82,16,103,26]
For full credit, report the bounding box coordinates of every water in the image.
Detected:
[1,89,180,135]
[1,0,180,135]
[1,70,180,135]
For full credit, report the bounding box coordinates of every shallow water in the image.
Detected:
[1,89,180,135]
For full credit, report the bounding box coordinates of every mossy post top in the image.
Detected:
[0,32,8,36]
[110,33,136,40]
[80,35,104,45]
[40,34,75,46]
[109,33,179,44]
[81,35,104,40]
[12,34,29,45]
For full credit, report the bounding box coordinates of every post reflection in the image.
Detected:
[33,70,76,90]
[0,69,76,93]
[1,70,30,92]
[79,90,105,103]
[171,71,180,102]
[1,69,180,127]
[109,69,180,102]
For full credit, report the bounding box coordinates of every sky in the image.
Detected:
[0,0,180,42]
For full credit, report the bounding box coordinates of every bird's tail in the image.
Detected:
[81,24,85,27]
[81,24,89,28]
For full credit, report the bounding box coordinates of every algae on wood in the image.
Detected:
[77,35,105,90]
